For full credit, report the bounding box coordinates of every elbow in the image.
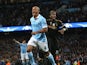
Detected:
[43,28,48,32]
[44,28,48,32]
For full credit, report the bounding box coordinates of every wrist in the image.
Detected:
[36,31,39,34]
[63,28,66,31]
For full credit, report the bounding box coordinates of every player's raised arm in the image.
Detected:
[13,39,20,44]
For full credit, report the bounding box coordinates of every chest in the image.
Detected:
[49,21,58,26]
[31,19,42,26]
[49,21,61,27]
[21,44,26,48]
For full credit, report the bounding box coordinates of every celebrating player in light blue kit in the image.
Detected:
[27,6,56,65]
[13,39,36,65]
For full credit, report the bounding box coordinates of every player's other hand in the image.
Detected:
[13,39,16,41]
[31,32,38,35]
[58,29,64,35]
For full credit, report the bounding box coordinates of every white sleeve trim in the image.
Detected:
[42,25,48,28]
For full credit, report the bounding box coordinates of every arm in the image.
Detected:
[13,39,20,44]
[57,20,67,34]
[31,27,48,35]
[48,25,57,29]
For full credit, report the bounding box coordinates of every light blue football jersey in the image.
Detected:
[30,14,48,42]
[20,43,27,53]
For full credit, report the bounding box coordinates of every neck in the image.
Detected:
[34,14,39,18]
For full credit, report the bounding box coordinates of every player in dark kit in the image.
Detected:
[46,10,67,59]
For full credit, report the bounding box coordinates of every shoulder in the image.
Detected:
[19,43,23,45]
[55,19,62,23]
[40,14,46,20]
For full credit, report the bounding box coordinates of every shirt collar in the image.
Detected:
[33,14,40,20]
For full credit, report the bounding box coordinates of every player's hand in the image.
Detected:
[31,32,38,35]
[58,29,65,35]
[13,39,16,41]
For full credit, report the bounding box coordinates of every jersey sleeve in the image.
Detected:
[41,18,48,28]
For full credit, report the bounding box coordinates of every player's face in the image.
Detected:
[50,12,56,19]
[22,40,26,44]
[32,7,39,18]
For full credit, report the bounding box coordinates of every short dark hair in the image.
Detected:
[50,10,56,15]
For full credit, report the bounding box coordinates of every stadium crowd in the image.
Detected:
[0,1,87,26]
[0,29,87,65]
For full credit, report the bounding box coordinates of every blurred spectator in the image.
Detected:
[64,58,71,65]
[0,1,86,26]
[6,59,11,65]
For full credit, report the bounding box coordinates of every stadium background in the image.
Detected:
[0,0,87,65]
